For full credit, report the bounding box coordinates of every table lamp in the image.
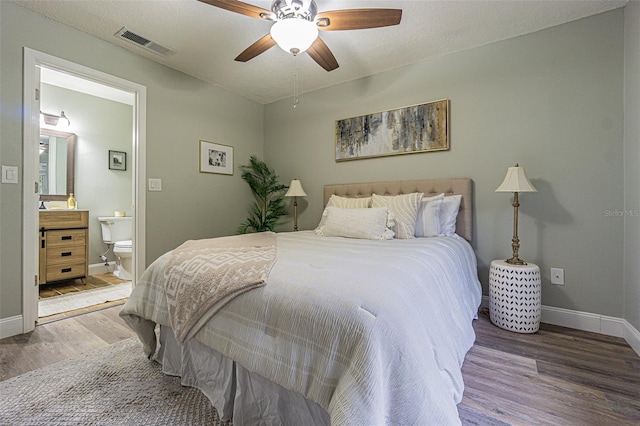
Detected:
[285,179,307,231]
[495,163,537,265]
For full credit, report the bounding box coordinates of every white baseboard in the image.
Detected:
[0,315,24,339]
[481,296,640,357]
[541,305,626,336]
[88,262,115,276]
[625,318,640,356]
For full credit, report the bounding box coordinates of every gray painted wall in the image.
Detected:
[624,2,640,332]
[0,2,264,320]
[40,83,133,267]
[1,2,636,329]
[264,10,626,318]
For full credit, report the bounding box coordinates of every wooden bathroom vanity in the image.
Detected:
[39,210,89,285]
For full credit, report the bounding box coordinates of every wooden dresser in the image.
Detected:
[39,210,89,285]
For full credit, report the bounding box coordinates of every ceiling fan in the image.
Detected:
[199,0,402,71]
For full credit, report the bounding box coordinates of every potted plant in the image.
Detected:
[237,155,289,234]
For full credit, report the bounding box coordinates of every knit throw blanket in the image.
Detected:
[164,232,277,344]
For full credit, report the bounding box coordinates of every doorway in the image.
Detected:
[37,69,133,319]
[22,48,147,332]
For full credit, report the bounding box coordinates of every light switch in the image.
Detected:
[148,178,162,191]
[2,165,19,184]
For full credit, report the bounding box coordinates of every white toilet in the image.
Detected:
[98,216,133,281]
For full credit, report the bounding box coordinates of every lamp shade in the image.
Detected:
[495,164,537,193]
[270,18,318,54]
[285,179,307,197]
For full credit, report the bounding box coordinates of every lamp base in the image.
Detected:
[293,198,298,232]
[505,257,528,265]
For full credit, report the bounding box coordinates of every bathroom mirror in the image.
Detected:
[39,129,76,201]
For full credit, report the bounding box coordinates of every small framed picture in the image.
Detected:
[109,150,127,171]
[199,140,233,175]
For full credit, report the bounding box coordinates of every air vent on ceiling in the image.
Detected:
[114,27,175,57]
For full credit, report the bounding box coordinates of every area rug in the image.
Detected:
[39,282,132,317]
[0,338,225,425]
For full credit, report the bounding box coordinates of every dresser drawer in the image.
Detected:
[46,246,86,266]
[40,210,88,229]
[46,229,87,247]
[45,262,86,282]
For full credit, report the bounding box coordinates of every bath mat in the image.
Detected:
[39,282,132,317]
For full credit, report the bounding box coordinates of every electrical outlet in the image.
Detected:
[551,268,564,285]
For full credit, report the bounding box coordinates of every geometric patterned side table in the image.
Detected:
[489,260,541,333]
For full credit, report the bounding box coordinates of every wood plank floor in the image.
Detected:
[460,310,640,425]
[1,306,639,424]
[0,303,135,381]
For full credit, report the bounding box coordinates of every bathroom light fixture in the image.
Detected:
[495,163,537,265]
[285,179,307,231]
[40,110,70,127]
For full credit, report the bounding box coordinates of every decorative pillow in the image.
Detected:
[371,192,423,239]
[439,194,462,236]
[327,194,371,209]
[315,195,372,231]
[414,193,445,237]
[317,207,395,240]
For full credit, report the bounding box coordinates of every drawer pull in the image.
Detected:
[61,252,72,257]
[61,236,72,240]
[61,267,72,273]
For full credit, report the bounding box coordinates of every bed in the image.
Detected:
[120,178,482,425]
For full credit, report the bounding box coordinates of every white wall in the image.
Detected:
[264,10,625,318]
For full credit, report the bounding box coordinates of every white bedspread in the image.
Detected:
[120,231,482,425]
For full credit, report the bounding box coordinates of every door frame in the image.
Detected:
[22,48,147,332]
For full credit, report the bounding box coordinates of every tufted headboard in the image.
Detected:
[323,178,473,242]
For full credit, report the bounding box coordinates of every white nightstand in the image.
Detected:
[489,260,541,333]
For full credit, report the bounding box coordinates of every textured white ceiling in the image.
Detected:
[14,0,627,104]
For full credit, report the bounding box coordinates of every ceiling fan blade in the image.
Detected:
[198,0,274,20]
[307,38,339,72]
[316,9,402,31]
[235,34,277,62]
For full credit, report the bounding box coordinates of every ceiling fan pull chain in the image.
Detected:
[293,52,299,109]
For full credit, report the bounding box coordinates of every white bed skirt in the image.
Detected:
[157,325,331,425]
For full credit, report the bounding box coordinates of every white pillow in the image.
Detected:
[315,195,372,231]
[439,194,462,236]
[371,192,423,239]
[414,193,444,237]
[317,207,395,240]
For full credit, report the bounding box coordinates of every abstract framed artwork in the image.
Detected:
[335,99,450,162]
[108,150,127,171]
[199,140,233,175]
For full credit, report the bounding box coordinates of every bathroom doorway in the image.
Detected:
[22,49,147,331]
[36,68,134,319]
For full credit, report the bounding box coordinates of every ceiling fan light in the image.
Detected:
[270,18,318,55]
